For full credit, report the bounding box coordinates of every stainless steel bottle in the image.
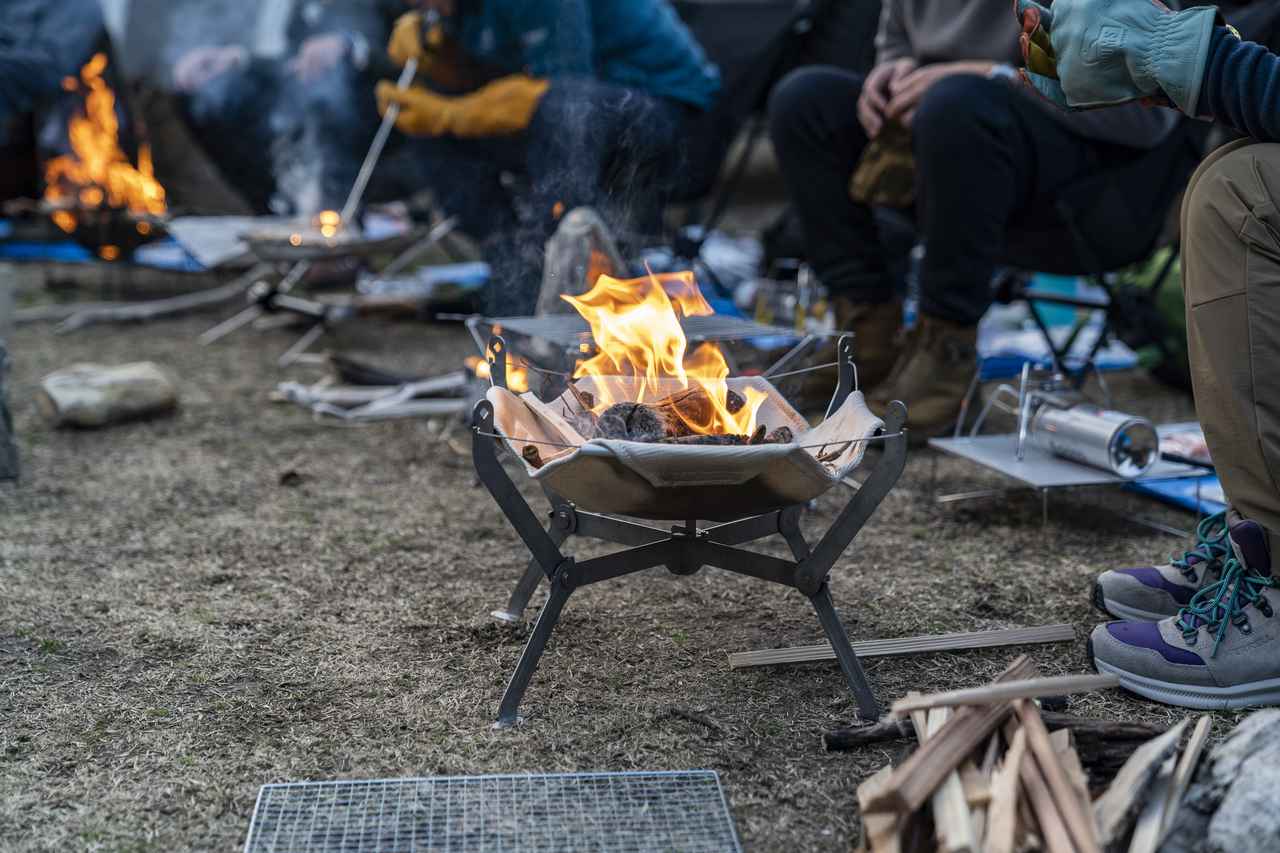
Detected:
[1031,404,1159,478]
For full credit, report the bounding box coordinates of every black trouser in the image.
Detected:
[385,77,697,315]
[768,66,1149,326]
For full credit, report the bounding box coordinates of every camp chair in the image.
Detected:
[987,117,1207,393]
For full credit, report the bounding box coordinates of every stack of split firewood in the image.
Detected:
[850,655,1213,853]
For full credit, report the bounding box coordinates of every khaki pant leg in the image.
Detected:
[1182,141,1280,540]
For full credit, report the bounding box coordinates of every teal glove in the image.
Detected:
[1016,0,1219,115]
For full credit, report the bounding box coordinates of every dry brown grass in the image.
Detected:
[0,314,1243,852]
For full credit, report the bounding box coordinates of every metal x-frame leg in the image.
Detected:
[471,397,909,728]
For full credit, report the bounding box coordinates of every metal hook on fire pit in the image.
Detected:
[825,335,859,420]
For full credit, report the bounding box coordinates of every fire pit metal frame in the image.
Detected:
[472,336,908,725]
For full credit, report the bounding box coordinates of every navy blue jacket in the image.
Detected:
[0,0,104,133]
[455,0,721,111]
[1204,27,1280,142]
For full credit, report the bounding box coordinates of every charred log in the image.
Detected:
[594,403,668,442]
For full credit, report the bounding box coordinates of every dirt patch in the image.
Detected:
[0,312,1226,851]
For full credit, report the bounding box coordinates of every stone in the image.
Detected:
[1161,710,1280,853]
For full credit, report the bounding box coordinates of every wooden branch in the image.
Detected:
[54,264,271,333]
[926,708,978,853]
[729,624,1076,669]
[826,713,1161,784]
[1004,718,1076,853]
[986,727,1027,853]
[1018,700,1102,853]
[1094,719,1189,849]
[863,656,1038,815]
[891,674,1119,718]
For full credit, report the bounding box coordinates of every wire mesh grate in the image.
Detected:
[244,770,743,853]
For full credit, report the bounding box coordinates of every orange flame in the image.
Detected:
[43,53,166,230]
[466,353,531,394]
[563,271,767,436]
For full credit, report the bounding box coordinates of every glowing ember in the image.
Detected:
[563,271,768,437]
[316,210,342,239]
[466,353,531,394]
[43,53,166,232]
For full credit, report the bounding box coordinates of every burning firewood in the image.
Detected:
[521,445,544,469]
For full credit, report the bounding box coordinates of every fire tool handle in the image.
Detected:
[339,57,419,227]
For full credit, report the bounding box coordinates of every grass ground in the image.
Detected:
[0,311,1244,852]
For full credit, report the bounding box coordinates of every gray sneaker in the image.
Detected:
[1092,510,1230,621]
[1090,520,1280,710]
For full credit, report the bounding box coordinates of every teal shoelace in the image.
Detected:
[1171,510,1231,582]
[1175,557,1277,657]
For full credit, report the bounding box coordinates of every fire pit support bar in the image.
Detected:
[472,386,908,726]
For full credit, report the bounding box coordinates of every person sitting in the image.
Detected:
[0,0,104,201]
[1019,0,1280,709]
[767,0,1179,436]
[166,0,404,214]
[376,0,721,314]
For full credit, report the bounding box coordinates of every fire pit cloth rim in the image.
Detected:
[484,377,883,515]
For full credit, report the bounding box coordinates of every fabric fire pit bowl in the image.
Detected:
[487,376,884,522]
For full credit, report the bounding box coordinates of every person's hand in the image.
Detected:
[377,75,549,138]
[173,45,248,93]
[288,34,350,82]
[884,61,996,127]
[1015,0,1221,115]
[858,58,917,138]
[387,11,446,67]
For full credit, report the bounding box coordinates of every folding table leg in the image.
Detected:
[809,583,880,721]
[496,579,573,727]
[493,525,569,624]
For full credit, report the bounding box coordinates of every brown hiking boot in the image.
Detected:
[869,315,978,443]
[792,298,902,411]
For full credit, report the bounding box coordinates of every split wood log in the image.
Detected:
[891,674,1120,717]
[1094,718,1188,850]
[925,707,977,853]
[1002,716,1076,853]
[986,728,1027,853]
[862,656,1038,815]
[1017,700,1102,853]
[37,362,179,428]
[858,764,902,853]
[54,264,271,333]
[1162,710,1280,853]
[1126,754,1176,853]
[1159,715,1211,839]
[733,624,1076,669]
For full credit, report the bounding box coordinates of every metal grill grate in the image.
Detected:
[244,770,743,853]
[486,314,795,348]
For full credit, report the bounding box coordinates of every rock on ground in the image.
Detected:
[1163,710,1280,853]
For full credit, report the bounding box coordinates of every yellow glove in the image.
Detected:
[377,75,551,138]
[387,11,445,68]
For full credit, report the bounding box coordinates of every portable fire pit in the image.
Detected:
[472,331,907,725]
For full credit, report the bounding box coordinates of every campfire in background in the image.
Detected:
[41,53,167,260]
[465,350,531,394]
